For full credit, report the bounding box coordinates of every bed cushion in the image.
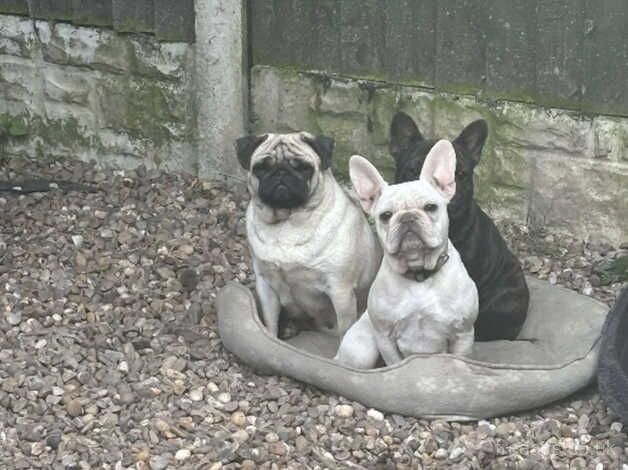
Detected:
[216,277,607,420]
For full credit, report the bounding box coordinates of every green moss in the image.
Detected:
[114,19,153,34]
[483,87,538,105]
[601,255,628,284]
[99,76,190,146]
[0,114,29,137]
[0,6,28,15]
[39,116,91,147]
[531,93,581,112]
[72,13,113,27]
[9,120,28,136]
[0,113,93,164]
[254,62,433,92]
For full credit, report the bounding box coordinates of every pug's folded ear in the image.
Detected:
[302,134,335,170]
[235,135,268,170]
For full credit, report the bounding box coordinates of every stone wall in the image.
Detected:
[1,4,626,246]
[0,14,196,172]
[251,65,628,245]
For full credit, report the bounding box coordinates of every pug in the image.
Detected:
[235,132,382,338]
[335,140,478,367]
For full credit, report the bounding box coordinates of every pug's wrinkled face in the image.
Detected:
[235,132,334,210]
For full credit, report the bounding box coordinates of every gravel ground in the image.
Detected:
[0,158,626,470]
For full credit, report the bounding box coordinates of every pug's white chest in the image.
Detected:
[255,256,334,322]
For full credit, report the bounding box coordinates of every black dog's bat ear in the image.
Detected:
[454,119,488,167]
[235,134,268,170]
[390,111,424,161]
[303,134,335,170]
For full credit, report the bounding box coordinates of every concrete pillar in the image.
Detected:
[195,0,247,183]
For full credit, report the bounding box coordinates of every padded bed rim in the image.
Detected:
[220,281,600,372]
[217,281,605,420]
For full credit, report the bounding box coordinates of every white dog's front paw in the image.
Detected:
[449,328,475,356]
[334,314,380,369]
[334,348,379,370]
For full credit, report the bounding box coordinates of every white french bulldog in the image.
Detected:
[335,140,479,368]
[235,132,382,337]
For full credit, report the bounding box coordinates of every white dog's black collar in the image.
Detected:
[404,251,450,282]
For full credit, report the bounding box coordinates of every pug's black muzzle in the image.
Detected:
[256,163,311,209]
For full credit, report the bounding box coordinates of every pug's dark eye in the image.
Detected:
[424,203,438,213]
[253,157,272,175]
[379,211,393,223]
[289,158,303,169]
[288,158,314,177]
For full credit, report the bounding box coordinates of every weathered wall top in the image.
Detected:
[0,0,247,180]
[250,0,628,117]
[0,0,195,42]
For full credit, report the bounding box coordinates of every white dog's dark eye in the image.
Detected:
[379,211,393,223]
[424,203,438,213]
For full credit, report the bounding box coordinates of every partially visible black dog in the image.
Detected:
[390,112,529,341]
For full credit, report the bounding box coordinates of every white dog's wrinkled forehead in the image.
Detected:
[252,132,320,165]
[378,180,444,210]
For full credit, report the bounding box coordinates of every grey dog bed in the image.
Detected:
[216,277,607,420]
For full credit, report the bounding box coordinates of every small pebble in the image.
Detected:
[174,449,191,462]
[610,422,623,433]
[449,447,464,461]
[334,404,354,418]
[217,392,231,403]
[149,454,171,470]
[231,430,249,443]
[66,398,83,417]
[269,442,288,456]
[189,387,204,402]
[367,409,384,421]
[30,442,45,456]
[231,411,246,427]
[45,430,62,450]
[71,235,84,247]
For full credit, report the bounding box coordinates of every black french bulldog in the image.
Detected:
[390,112,529,341]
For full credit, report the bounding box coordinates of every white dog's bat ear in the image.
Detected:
[349,155,387,212]
[235,134,268,170]
[420,139,456,201]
